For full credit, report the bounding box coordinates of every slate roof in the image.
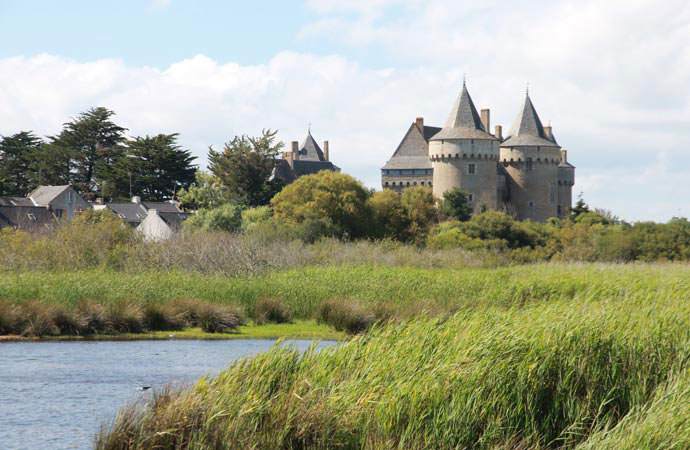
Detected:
[141,201,183,213]
[299,131,326,161]
[28,185,71,206]
[293,160,339,176]
[107,203,149,225]
[0,206,56,231]
[159,212,191,233]
[501,94,560,148]
[382,122,438,170]
[431,83,496,141]
[0,197,35,207]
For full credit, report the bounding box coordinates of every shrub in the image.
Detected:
[107,301,145,333]
[184,204,243,233]
[77,301,113,334]
[20,301,59,337]
[196,303,244,333]
[401,186,437,243]
[317,299,373,334]
[52,307,88,335]
[439,187,473,221]
[0,302,20,334]
[367,190,409,240]
[241,206,272,233]
[143,303,188,331]
[253,298,291,325]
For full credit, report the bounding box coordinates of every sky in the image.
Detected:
[0,0,689,222]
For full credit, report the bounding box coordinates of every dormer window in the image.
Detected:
[27,213,37,222]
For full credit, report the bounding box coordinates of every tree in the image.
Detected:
[177,170,233,210]
[0,131,43,196]
[439,187,473,221]
[112,134,196,201]
[184,204,243,233]
[401,186,437,241]
[208,129,285,207]
[271,171,371,238]
[571,193,590,218]
[30,142,72,187]
[50,107,126,199]
[368,190,409,240]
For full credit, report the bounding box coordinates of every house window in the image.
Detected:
[54,209,64,219]
[67,191,74,203]
[468,163,476,175]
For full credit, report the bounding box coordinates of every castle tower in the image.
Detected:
[429,82,500,210]
[500,92,561,222]
[557,149,575,217]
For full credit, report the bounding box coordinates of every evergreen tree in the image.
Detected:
[208,129,285,207]
[440,187,473,222]
[51,107,126,199]
[113,134,196,201]
[571,192,590,218]
[0,131,43,196]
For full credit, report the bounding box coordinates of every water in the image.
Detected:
[0,339,334,450]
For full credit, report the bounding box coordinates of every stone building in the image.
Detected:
[272,129,340,183]
[381,83,575,221]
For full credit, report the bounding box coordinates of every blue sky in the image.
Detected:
[1,0,689,221]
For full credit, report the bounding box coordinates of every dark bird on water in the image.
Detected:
[137,386,152,391]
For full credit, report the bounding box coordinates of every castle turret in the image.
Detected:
[500,92,561,222]
[429,82,500,210]
[557,149,575,217]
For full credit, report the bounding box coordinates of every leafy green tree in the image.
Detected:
[368,190,409,240]
[208,129,285,207]
[401,186,437,241]
[0,131,43,195]
[270,171,370,239]
[439,187,473,221]
[50,107,126,199]
[184,204,243,233]
[30,142,72,187]
[112,134,196,201]
[177,171,233,210]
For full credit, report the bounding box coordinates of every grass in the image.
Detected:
[94,276,690,449]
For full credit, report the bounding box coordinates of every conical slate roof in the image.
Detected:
[501,94,560,147]
[298,130,326,161]
[430,83,496,141]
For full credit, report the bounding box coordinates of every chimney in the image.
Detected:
[291,141,299,160]
[480,109,490,132]
[131,195,141,204]
[544,125,553,141]
[495,125,503,140]
[323,141,329,161]
[415,117,424,131]
[561,149,568,163]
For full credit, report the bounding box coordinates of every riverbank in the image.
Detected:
[0,321,343,342]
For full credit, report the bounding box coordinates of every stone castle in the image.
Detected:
[381,82,575,222]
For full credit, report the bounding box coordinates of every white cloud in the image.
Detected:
[1,0,689,222]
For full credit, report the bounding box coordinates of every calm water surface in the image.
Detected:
[0,339,335,450]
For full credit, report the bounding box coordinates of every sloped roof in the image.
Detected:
[299,131,326,161]
[382,123,437,170]
[107,203,149,224]
[292,160,339,176]
[0,197,35,207]
[141,201,182,213]
[271,159,297,183]
[28,185,71,206]
[501,94,560,147]
[0,206,56,231]
[159,212,191,233]
[431,83,496,141]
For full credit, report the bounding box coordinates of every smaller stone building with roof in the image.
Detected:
[272,129,340,183]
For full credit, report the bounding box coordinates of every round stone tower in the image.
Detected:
[500,93,561,222]
[557,149,575,217]
[429,82,500,210]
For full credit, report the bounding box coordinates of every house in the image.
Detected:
[271,129,340,183]
[28,185,91,221]
[0,202,56,232]
[137,209,190,242]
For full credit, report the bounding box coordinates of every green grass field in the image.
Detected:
[93,264,690,449]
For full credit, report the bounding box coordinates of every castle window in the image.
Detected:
[413,181,417,186]
[528,201,534,207]
[407,182,410,186]
[468,163,476,175]
[391,182,396,186]
[421,181,425,185]
[384,182,389,186]
[549,184,556,203]
[526,158,533,171]
[468,194,474,202]
[557,205,562,216]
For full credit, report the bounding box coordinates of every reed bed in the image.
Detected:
[95,285,690,449]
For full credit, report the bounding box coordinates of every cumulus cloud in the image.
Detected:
[0,0,689,222]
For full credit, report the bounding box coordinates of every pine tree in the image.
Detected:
[0,131,43,196]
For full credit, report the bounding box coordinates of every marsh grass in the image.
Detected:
[95,290,690,449]
[317,299,374,334]
[253,297,292,325]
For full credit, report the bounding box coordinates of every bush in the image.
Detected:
[367,190,409,240]
[241,206,272,233]
[196,303,244,333]
[184,204,243,233]
[401,186,437,243]
[253,298,292,325]
[107,301,145,333]
[143,303,188,331]
[20,301,59,337]
[439,187,473,221]
[317,299,373,334]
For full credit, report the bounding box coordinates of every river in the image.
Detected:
[0,339,335,450]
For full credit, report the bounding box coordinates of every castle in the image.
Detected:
[381,82,575,222]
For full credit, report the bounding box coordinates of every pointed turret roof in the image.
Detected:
[298,129,326,161]
[501,93,560,147]
[430,82,496,141]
